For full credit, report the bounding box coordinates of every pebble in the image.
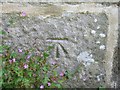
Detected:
[96,41,100,44]
[99,33,106,38]
[99,45,106,50]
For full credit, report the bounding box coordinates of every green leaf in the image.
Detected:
[55,84,62,88]
[0,45,3,53]
[22,78,30,87]
[53,71,58,76]
[16,78,22,83]
[0,45,10,53]
[28,72,32,77]
[58,80,64,83]
[43,76,49,85]
[43,66,48,72]
[0,30,6,35]
[43,52,49,59]
[10,52,17,58]
[99,86,106,90]
[48,45,54,50]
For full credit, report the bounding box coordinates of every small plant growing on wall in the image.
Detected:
[1,44,72,88]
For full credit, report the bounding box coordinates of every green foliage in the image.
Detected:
[99,86,106,90]
[0,27,6,35]
[0,30,6,35]
[2,44,70,88]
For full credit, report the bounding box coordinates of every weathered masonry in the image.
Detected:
[1,1,119,88]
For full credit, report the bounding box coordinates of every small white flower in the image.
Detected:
[94,18,97,22]
[99,33,106,38]
[99,45,106,50]
[91,30,96,34]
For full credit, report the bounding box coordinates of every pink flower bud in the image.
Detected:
[40,85,44,89]
[60,72,64,77]
[9,60,12,64]
[47,82,51,86]
[20,11,27,17]
[27,55,31,59]
[12,58,16,62]
[18,49,22,53]
[24,64,28,69]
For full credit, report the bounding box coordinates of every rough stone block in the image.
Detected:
[1,2,119,88]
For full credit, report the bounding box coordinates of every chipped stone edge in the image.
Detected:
[104,6,118,88]
[0,3,119,87]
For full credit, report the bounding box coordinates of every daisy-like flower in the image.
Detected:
[47,82,51,86]
[12,58,16,62]
[40,85,44,89]
[18,49,22,53]
[24,64,28,69]
[59,72,64,77]
[20,11,27,17]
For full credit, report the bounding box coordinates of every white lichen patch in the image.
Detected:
[77,51,95,67]
[96,41,101,44]
[90,54,93,57]
[99,33,106,38]
[91,30,96,34]
[94,18,97,22]
[97,75,100,81]
[97,25,100,29]
[99,45,106,50]
[96,73,104,81]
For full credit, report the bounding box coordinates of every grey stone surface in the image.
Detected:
[1,3,119,88]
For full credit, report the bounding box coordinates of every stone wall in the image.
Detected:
[1,1,119,88]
